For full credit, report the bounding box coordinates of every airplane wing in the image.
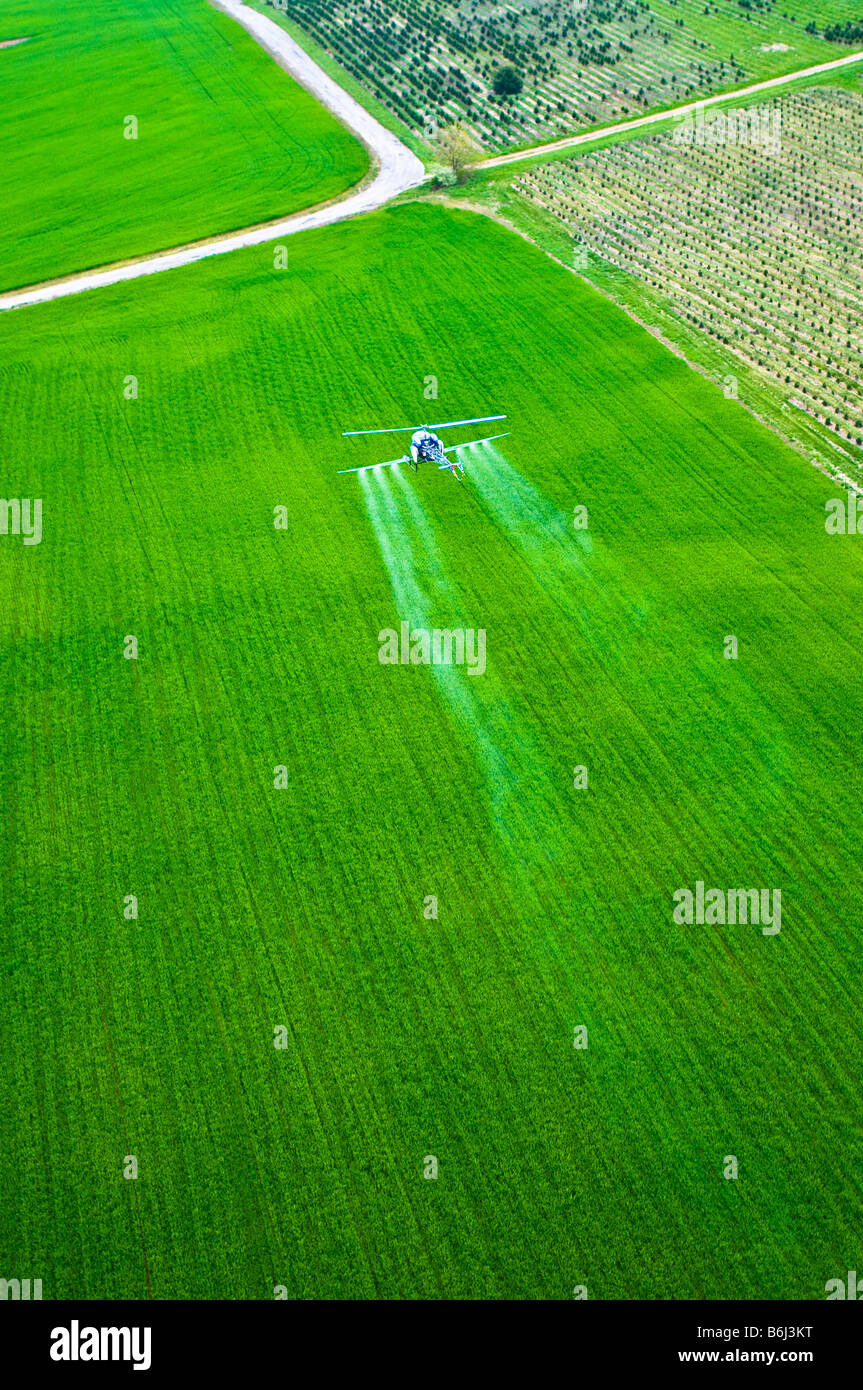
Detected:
[337,454,408,475]
[344,415,506,437]
[427,414,506,430]
[342,426,419,437]
[438,432,510,465]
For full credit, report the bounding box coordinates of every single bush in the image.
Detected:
[493,66,523,97]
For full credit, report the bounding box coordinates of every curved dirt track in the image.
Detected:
[479,46,863,169]
[0,0,425,313]
[4,8,863,313]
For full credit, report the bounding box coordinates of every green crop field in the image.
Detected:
[0,0,367,293]
[1,201,861,1299]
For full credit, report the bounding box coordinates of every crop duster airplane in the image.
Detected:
[339,415,508,480]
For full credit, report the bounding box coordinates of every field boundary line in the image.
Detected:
[427,193,860,494]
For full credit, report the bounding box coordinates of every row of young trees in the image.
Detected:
[515,88,863,449]
[265,0,749,150]
[822,20,863,44]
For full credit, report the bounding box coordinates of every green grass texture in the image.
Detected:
[0,0,368,293]
[0,202,861,1298]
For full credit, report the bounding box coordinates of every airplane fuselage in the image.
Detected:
[409,429,446,468]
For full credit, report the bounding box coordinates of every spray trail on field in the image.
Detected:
[391,466,452,608]
[360,469,550,855]
[469,445,593,616]
[360,469,429,621]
